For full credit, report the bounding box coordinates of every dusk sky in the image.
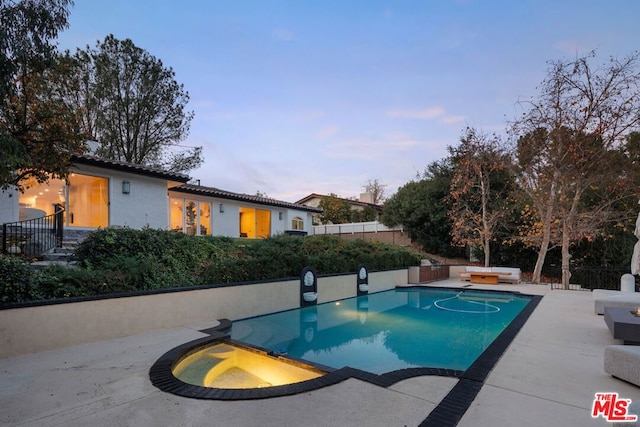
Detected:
[57,1,640,203]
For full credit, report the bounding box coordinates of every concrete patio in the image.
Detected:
[1,280,638,426]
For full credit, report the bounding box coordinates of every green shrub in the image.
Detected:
[2,230,421,303]
[0,255,43,303]
[36,265,96,299]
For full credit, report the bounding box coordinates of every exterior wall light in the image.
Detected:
[279,212,283,220]
[219,203,224,213]
[122,181,131,194]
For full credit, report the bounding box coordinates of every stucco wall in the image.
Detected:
[212,201,240,236]
[1,164,172,230]
[73,164,170,229]
[202,199,315,238]
[0,269,409,358]
[270,208,285,234]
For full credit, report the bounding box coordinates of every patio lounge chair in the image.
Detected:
[594,292,640,315]
[593,274,640,315]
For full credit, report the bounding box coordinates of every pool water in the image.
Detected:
[230,288,531,374]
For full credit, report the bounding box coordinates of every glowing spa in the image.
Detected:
[172,343,324,389]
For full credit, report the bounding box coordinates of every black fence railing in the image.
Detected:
[2,207,64,257]
[539,265,636,291]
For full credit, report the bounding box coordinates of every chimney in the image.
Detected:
[359,192,374,204]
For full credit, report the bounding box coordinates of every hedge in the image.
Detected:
[1,228,421,304]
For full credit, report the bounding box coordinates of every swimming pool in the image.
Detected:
[230,288,531,374]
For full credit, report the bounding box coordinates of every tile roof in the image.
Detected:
[71,153,191,183]
[170,184,323,213]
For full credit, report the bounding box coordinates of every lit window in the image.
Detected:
[169,198,211,236]
[19,173,108,227]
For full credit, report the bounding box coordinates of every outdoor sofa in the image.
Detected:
[593,275,640,315]
[459,266,521,284]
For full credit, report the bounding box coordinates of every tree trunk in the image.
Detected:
[481,169,491,268]
[532,240,549,284]
[484,235,491,267]
[561,224,572,290]
[531,173,559,284]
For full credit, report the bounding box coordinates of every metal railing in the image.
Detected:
[547,266,635,291]
[2,207,64,257]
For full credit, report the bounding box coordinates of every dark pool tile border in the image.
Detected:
[150,286,542,426]
[198,318,232,335]
[149,329,464,400]
[420,290,542,426]
[420,379,484,427]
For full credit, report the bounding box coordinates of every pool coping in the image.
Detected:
[149,286,542,424]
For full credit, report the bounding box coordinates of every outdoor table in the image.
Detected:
[604,306,640,345]
[469,272,511,285]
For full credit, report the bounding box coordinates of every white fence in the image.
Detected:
[313,221,403,235]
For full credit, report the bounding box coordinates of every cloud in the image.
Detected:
[325,137,420,160]
[272,28,295,41]
[386,107,445,119]
[297,110,325,122]
[315,125,340,139]
[210,111,242,120]
[555,40,589,55]
[440,115,465,124]
[386,106,464,125]
[192,100,215,109]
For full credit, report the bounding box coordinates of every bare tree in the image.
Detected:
[510,51,640,287]
[448,127,514,267]
[362,179,388,204]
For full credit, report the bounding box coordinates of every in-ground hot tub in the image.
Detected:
[173,342,324,389]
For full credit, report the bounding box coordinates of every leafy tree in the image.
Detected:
[0,0,86,191]
[362,178,387,204]
[67,35,201,173]
[448,127,515,267]
[382,160,464,257]
[318,194,353,224]
[510,51,640,287]
[351,205,378,222]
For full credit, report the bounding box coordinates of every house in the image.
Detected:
[295,192,383,224]
[167,184,320,238]
[0,154,321,249]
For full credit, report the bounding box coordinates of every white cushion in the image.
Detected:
[463,266,521,283]
[594,293,640,315]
